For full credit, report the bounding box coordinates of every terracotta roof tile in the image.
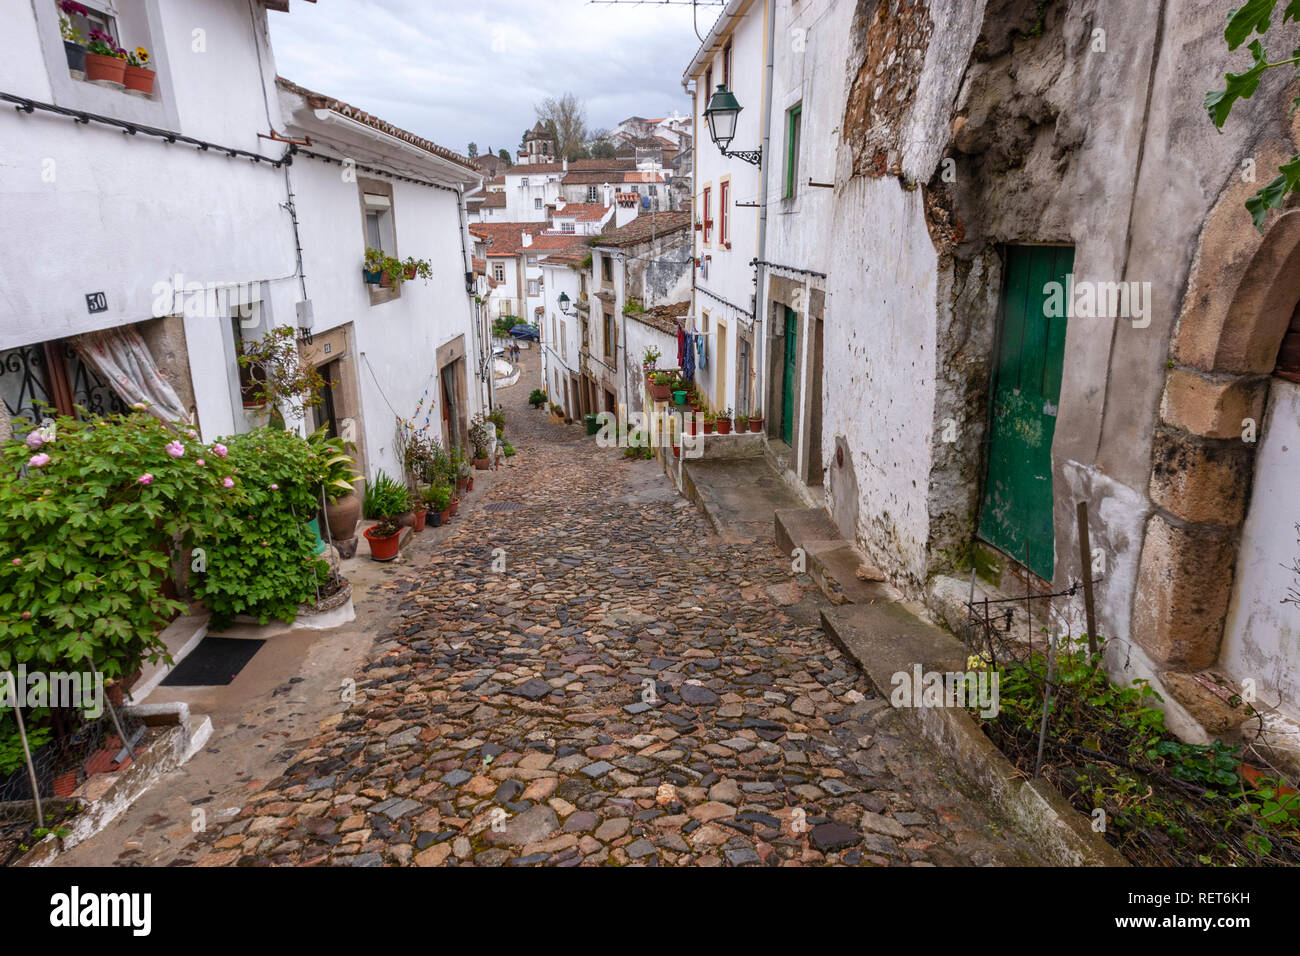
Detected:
[590,210,693,248]
[276,77,477,173]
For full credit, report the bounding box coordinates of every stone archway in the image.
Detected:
[1132,208,1300,671]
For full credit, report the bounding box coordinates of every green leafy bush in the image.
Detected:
[0,410,233,679]
[189,428,330,628]
[528,389,547,409]
[363,470,410,520]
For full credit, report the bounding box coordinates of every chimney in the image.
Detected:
[563,158,568,172]
[522,231,533,248]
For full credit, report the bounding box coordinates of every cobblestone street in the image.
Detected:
[186,355,1043,867]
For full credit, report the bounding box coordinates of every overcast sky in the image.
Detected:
[268,0,716,159]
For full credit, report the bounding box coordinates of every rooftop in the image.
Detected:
[591,210,693,248]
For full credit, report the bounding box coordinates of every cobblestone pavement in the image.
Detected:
[187,358,1044,867]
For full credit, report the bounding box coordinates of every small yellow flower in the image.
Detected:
[136,46,149,64]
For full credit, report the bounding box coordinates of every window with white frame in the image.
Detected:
[528,279,540,296]
[587,185,598,202]
[493,261,505,283]
[561,221,575,234]
[535,197,543,210]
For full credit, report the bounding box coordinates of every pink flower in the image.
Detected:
[165,440,184,458]
[25,432,44,450]
[196,458,206,467]
[187,429,198,439]
[223,477,235,488]
[269,483,279,491]
[28,453,50,468]
[10,558,21,566]
[138,473,154,485]
[213,443,228,459]
[20,611,30,620]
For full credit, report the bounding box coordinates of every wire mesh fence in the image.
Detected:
[962,574,1300,866]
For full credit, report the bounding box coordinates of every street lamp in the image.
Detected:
[704,84,761,166]
[558,291,574,315]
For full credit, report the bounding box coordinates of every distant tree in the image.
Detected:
[467,142,479,158]
[536,93,589,163]
[588,128,617,159]
[498,148,513,167]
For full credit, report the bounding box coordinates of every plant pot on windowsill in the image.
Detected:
[363,522,401,561]
[716,418,733,435]
[363,268,383,285]
[64,41,86,75]
[403,264,418,280]
[124,64,154,95]
[84,52,126,85]
[749,416,764,433]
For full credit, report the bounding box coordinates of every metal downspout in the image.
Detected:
[754,0,776,418]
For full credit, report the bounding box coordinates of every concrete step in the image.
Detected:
[774,508,903,606]
[683,457,806,543]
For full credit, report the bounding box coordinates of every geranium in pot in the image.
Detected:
[402,257,433,283]
[85,29,126,85]
[716,407,733,435]
[748,406,764,433]
[58,2,88,75]
[123,46,154,95]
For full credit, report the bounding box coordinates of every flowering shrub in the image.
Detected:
[189,428,330,628]
[0,411,236,680]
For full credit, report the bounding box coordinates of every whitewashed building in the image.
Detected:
[0,0,486,485]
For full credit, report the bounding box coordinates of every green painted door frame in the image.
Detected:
[977,245,1073,580]
[781,307,798,445]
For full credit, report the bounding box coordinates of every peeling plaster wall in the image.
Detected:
[824,174,939,589]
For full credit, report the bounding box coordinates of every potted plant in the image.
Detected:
[235,325,325,429]
[309,425,360,552]
[427,482,451,525]
[735,412,750,432]
[85,29,126,85]
[363,518,402,561]
[703,411,716,435]
[528,388,547,409]
[379,254,407,289]
[410,487,429,532]
[123,46,154,95]
[684,412,699,436]
[648,371,673,402]
[717,407,733,435]
[642,345,661,372]
[469,414,493,469]
[59,2,88,75]
[448,490,460,517]
[363,248,385,285]
[454,453,471,493]
[748,406,764,433]
[402,257,433,282]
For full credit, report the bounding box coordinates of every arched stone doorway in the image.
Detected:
[1133,208,1300,679]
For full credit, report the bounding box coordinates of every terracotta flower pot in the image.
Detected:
[439,509,451,525]
[466,476,475,492]
[704,421,715,434]
[84,52,126,85]
[403,264,417,280]
[648,383,672,402]
[325,493,362,541]
[684,418,698,436]
[473,457,490,470]
[717,419,733,435]
[749,417,764,433]
[412,508,428,532]
[363,525,401,561]
[449,496,460,517]
[123,64,154,94]
[457,476,468,493]
[672,445,680,458]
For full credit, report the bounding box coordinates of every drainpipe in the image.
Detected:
[753,0,776,419]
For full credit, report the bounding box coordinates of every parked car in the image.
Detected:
[509,323,540,342]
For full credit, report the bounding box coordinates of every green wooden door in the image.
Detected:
[781,307,797,445]
[977,245,1073,580]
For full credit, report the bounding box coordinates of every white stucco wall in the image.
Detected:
[824,175,939,586]
[1221,381,1300,716]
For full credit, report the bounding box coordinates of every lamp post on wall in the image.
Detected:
[558,291,574,316]
[704,84,761,166]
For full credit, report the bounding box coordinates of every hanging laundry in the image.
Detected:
[696,332,707,371]
[682,332,696,382]
[677,323,687,369]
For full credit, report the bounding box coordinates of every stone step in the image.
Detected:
[774,509,902,606]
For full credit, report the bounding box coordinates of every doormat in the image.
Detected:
[160,638,266,687]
